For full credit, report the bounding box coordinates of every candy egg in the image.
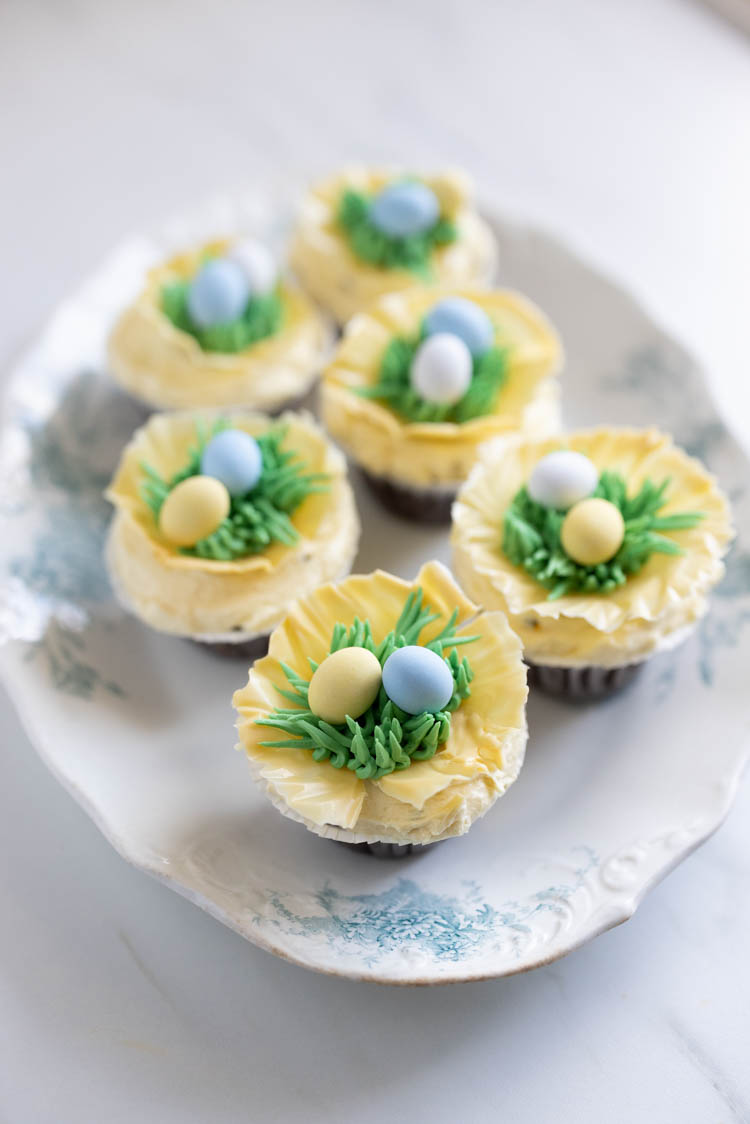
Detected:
[382,645,454,715]
[423,297,494,357]
[228,240,277,296]
[159,475,230,547]
[308,647,383,726]
[528,451,599,510]
[561,498,625,566]
[186,259,250,329]
[410,333,473,405]
[369,181,440,238]
[200,429,263,496]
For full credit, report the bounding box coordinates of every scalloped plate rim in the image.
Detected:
[1,202,748,985]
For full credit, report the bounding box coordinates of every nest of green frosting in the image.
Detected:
[140,420,329,560]
[337,189,456,276]
[161,280,283,354]
[503,470,703,600]
[256,589,476,779]
[358,332,507,424]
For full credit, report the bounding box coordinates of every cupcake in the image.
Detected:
[452,427,733,699]
[105,409,359,653]
[321,286,562,522]
[289,167,497,323]
[233,561,528,855]
[107,237,332,412]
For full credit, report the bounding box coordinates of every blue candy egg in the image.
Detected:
[423,297,494,357]
[369,182,440,239]
[187,259,250,329]
[200,429,263,496]
[382,645,454,715]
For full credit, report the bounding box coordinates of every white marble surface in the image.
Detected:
[1,0,749,1120]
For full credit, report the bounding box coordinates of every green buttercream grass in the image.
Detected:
[337,188,456,277]
[256,589,476,779]
[140,420,329,561]
[502,470,704,600]
[358,330,508,424]
[161,279,283,354]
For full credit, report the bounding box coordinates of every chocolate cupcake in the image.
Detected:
[105,409,359,651]
[452,427,734,699]
[107,237,332,412]
[233,562,528,853]
[289,167,497,324]
[321,286,562,522]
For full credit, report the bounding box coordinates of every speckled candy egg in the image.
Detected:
[307,647,383,726]
[200,429,263,496]
[228,240,277,296]
[528,450,599,510]
[382,645,454,715]
[410,333,473,405]
[187,259,250,328]
[423,297,494,357]
[159,475,230,547]
[369,181,440,239]
[561,497,625,566]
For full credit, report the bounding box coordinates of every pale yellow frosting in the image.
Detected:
[233,561,528,845]
[105,410,360,641]
[452,427,734,668]
[289,167,498,323]
[321,285,562,491]
[107,239,333,411]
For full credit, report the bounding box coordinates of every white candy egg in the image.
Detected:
[410,333,473,405]
[228,240,277,296]
[527,450,598,510]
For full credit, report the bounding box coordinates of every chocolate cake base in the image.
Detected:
[361,470,456,524]
[526,660,643,700]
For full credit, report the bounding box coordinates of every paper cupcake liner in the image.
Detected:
[190,632,270,660]
[338,840,439,859]
[125,384,315,424]
[526,660,643,700]
[361,469,456,524]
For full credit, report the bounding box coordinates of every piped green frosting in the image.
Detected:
[337,189,456,276]
[256,588,476,779]
[161,280,283,354]
[140,420,329,560]
[502,470,703,600]
[357,327,507,424]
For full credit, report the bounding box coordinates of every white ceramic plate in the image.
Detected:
[1,195,748,985]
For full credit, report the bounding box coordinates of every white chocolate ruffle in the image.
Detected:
[321,285,562,490]
[233,561,528,845]
[451,427,734,668]
[105,409,360,640]
[289,167,498,323]
[107,239,333,411]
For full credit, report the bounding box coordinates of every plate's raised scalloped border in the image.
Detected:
[1,199,748,984]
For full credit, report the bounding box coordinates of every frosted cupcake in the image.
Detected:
[452,427,733,699]
[233,561,528,855]
[105,410,359,654]
[107,238,332,412]
[321,286,562,522]
[289,168,497,323]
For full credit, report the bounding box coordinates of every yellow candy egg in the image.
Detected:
[308,647,383,726]
[159,475,231,547]
[561,497,625,566]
